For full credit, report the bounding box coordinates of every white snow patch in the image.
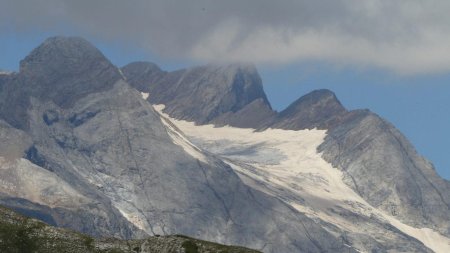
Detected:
[154,104,208,163]
[117,208,148,231]
[140,92,149,100]
[384,216,450,253]
[118,68,127,80]
[154,104,450,253]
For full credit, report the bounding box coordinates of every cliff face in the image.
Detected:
[318,109,450,235]
[0,37,121,130]
[121,61,166,92]
[265,89,347,130]
[122,63,275,128]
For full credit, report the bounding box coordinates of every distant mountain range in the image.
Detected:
[0,36,449,252]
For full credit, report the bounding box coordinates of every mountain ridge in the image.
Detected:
[0,36,352,253]
[124,55,450,238]
[1,36,449,252]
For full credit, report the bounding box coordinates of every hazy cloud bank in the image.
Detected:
[2,0,450,74]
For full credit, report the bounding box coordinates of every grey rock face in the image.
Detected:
[121,61,166,92]
[211,98,276,128]
[0,196,139,239]
[122,63,274,127]
[0,120,32,160]
[19,36,121,108]
[318,109,450,235]
[0,36,121,130]
[263,88,450,235]
[266,89,347,130]
[0,73,31,130]
[253,88,450,237]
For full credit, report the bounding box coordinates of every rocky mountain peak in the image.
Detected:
[132,62,273,124]
[121,61,166,92]
[281,89,346,117]
[19,36,121,108]
[203,63,272,111]
[268,89,347,130]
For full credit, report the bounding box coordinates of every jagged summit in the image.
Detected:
[19,36,121,108]
[20,37,104,71]
[281,89,346,118]
[0,36,122,129]
[266,89,347,130]
[122,62,273,125]
[121,61,166,92]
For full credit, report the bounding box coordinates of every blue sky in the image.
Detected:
[1,1,449,179]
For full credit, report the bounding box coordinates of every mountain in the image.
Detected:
[319,108,450,235]
[1,36,450,253]
[0,205,260,253]
[122,63,275,128]
[265,89,347,130]
[0,37,143,239]
[127,60,450,252]
[0,37,354,253]
[121,61,166,92]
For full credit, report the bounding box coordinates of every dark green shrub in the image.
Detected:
[0,218,41,253]
[182,240,199,253]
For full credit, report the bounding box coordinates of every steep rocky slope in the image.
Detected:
[122,63,275,128]
[270,89,450,236]
[121,62,166,92]
[318,109,450,236]
[264,89,347,130]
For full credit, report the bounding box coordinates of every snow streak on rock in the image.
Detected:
[154,104,450,253]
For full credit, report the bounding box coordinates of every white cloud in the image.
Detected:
[3,0,450,74]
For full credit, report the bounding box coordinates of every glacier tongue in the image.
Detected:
[154,104,450,253]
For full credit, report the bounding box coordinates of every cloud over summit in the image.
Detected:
[2,0,450,74]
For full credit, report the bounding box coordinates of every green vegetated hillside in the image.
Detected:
[0,205,260,253]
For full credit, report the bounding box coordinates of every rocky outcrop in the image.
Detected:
[0,36,121,130]
[265,89,348,130]
[19,36,121,107]
[211,98,276,128]
[318,109,450,235]
[121,61,166,92]
[122,63,275,128]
